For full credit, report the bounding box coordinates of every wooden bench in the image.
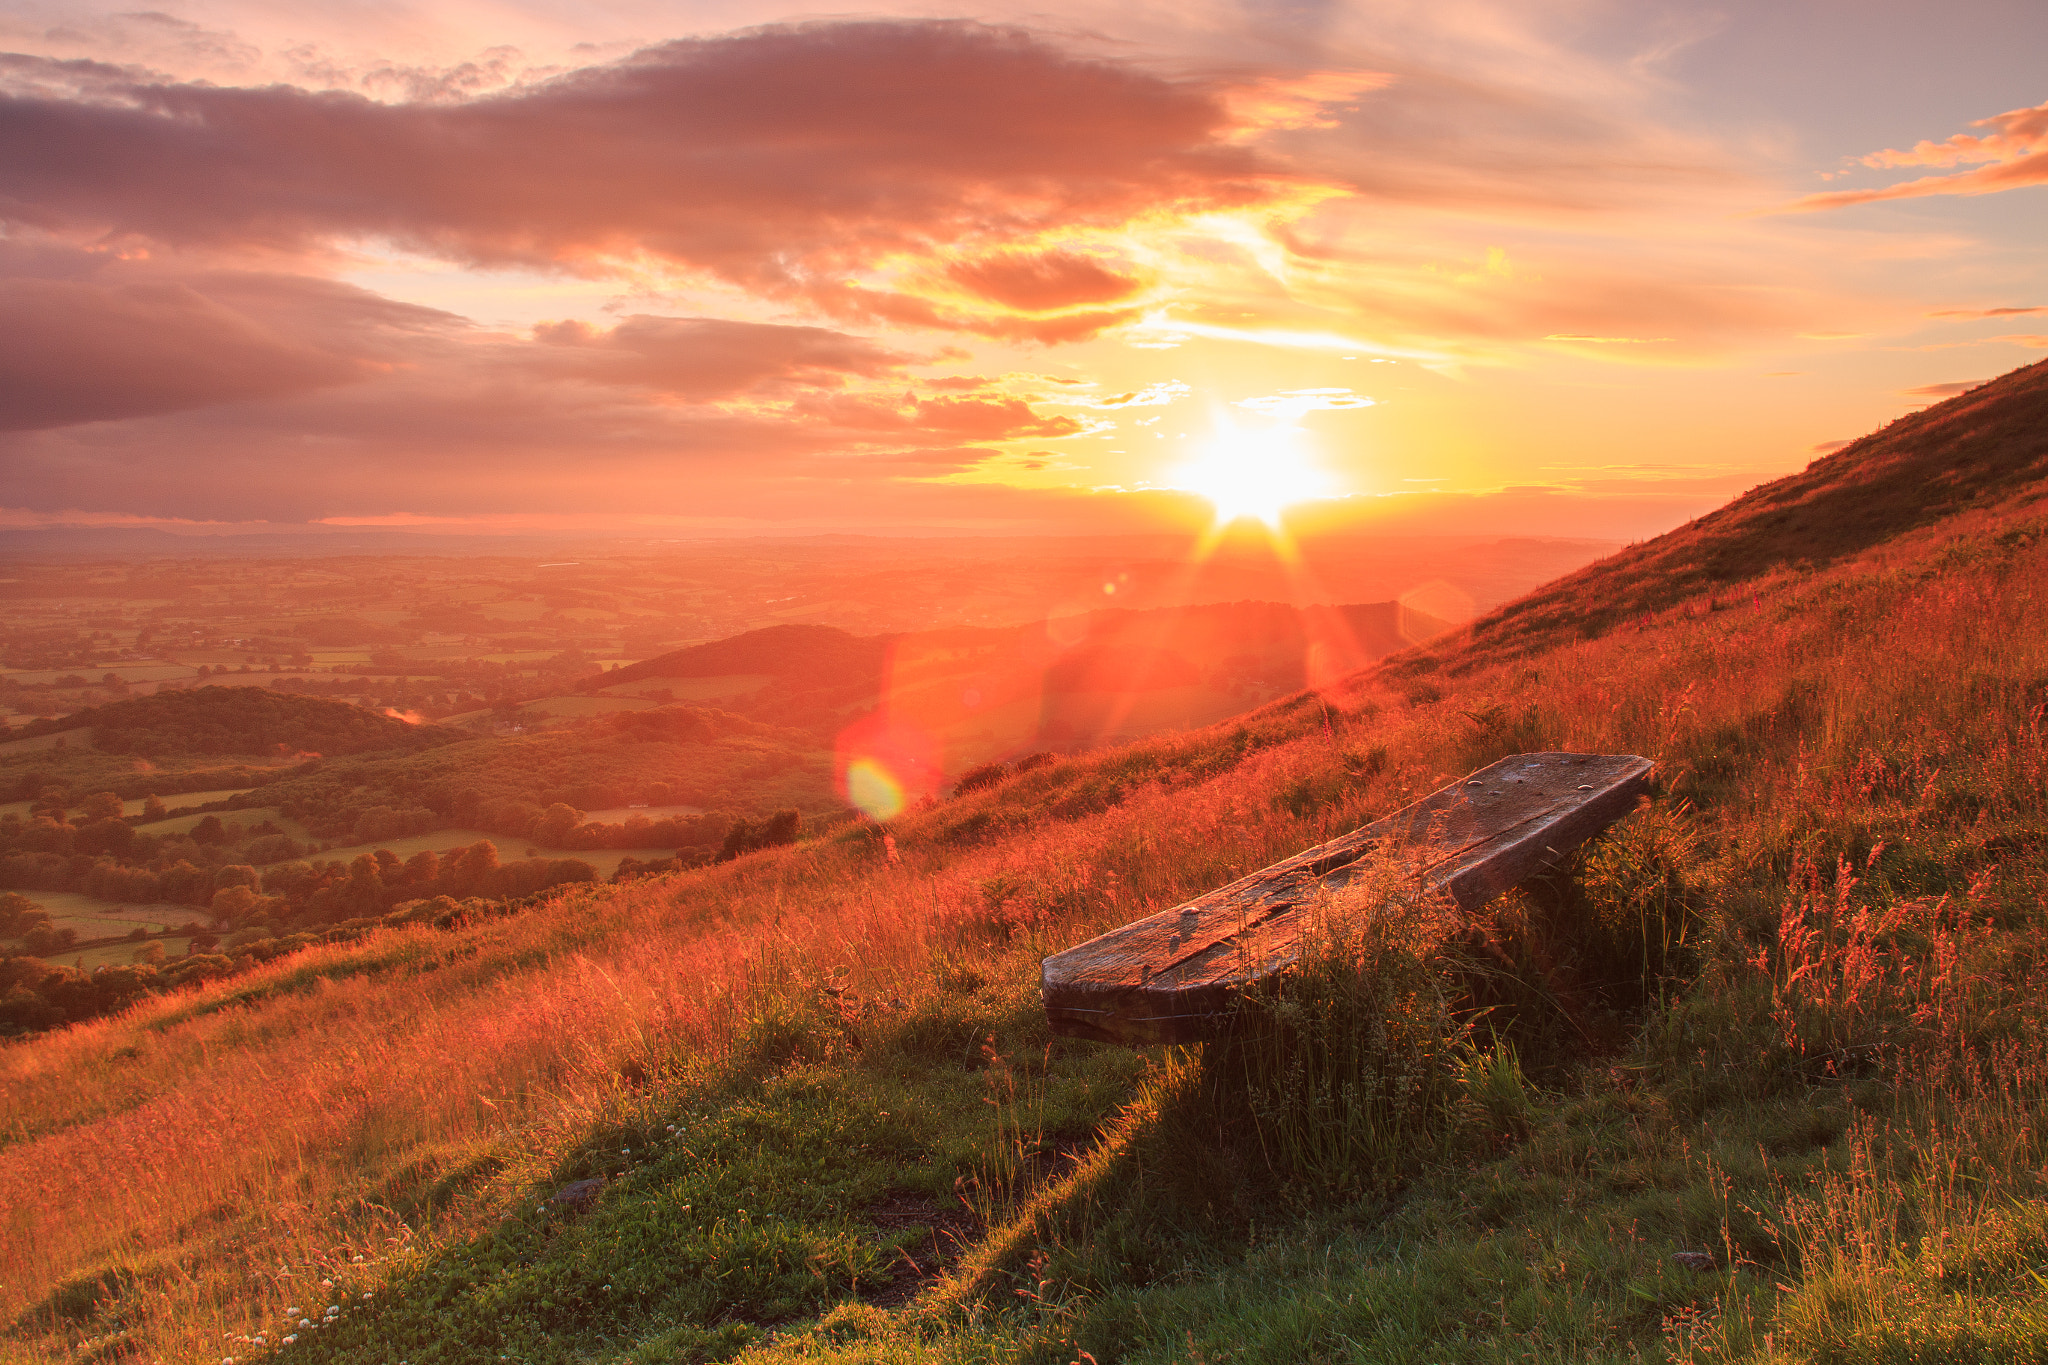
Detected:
[1041,752,1655,1046]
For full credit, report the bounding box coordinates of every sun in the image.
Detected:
[1167,422,1338,528]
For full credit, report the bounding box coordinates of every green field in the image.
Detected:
[0,663,194,685]
[134,805,310,839]
[272,828,670,878]
[0,728,94,755]
[580,803,706,821]
[523,695,656,719]
[128,787,256,816]
[597,672,772,700]
[14,889,199,939]
[61,937,195,970]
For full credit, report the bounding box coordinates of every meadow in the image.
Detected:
[3,379,2047,1362]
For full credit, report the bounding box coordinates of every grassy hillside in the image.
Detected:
[1446,357,2048,664]
[4,365,2048,1365]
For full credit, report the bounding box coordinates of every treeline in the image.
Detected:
[0,805,600,928]
[7,686,464,759]
[1,755,283,805]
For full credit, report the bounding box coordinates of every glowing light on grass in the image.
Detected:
[844,758,906,820]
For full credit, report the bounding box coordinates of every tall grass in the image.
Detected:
[2,509,2045,1362]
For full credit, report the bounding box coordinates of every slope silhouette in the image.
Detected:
[1445,357,2048,663]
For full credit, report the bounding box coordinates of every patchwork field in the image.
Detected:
[14,889,198,939]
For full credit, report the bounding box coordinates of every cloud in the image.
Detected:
[0,274,402,430]
[1062,381,1193,410]
[944,251,1146,312]
[1788,100,2048,211]
[1901,380,1984,398]
[1928,305,2047,318]
[527,316,915,397]
[0,22,1298,339]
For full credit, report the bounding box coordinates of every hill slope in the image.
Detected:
[7,363,2048,1365]
[1444,356,2048,662]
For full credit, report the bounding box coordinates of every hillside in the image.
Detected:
[1443,356,2048,664]
[5,363,2048,1365]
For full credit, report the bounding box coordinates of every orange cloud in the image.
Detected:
[1788,100,2048,210]
[0,23,1303,337]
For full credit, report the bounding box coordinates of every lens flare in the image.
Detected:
[843,758,905,819]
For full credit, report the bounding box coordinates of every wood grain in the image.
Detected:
[1041,751,1655,1045]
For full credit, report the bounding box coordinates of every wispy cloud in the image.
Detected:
[1787,100,2048,211]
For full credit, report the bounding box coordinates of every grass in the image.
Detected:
[4,374,2048,1364]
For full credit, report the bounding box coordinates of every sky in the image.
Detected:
[1,0,2044,541]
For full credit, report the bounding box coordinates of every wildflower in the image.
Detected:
[284,1307,299,1316]
[362,1292,373,1300]
[282,1336,297,1345]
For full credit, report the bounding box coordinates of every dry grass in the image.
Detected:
[2,481,2045,1361]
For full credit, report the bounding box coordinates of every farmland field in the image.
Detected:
[15,889,198,939]
[135,806,309,839]
[597,672,772,699]
[273,828,670,878]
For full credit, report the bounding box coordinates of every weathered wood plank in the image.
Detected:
[1041,751,1655,1046]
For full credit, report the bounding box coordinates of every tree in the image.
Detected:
[23,925,76,956]
[141,794,168,822]
[80,791,124,821]
[534,803,583,847]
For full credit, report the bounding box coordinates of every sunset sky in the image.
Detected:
[2,0,2044,540]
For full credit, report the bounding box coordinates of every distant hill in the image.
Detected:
[584,599,1453,767]
[6,686,466,759]
[1447,358,2048,662]
[603,623,886,689]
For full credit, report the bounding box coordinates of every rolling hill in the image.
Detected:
[583,598,1452,766]
[6,361,2048,1365]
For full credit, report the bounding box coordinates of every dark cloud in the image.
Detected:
[0,276,360,429]
[0,21,1283,331]
[528,316,916,397]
